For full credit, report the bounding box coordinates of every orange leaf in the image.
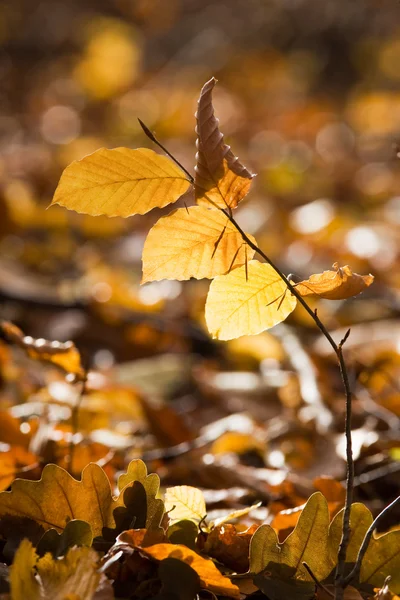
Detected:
[293,263,374,300]
[195,78,255,209]
[204,524,258,574]
[141,543,240,598]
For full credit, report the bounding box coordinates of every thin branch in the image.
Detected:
[68,369,88,475]
[303,562,334,598]
[138,119,195,184]
[344,495,400,587]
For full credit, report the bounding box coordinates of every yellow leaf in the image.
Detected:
[328,503,372,566]
[361,529,400,590]
[164,486,206,524]
[205,260,297,340]
[141,543,240,598]
[195,78,255,209]
[50,147,191,218]
[1,321,84,380]
[141,207,256,282]
[0,463,119,537]
[10,539,103,600]
[10,539,40,600]
[250,492,330,582]
[117,458,159,495]
[293,263,374,300]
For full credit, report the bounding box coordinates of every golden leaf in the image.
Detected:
[10,539,103,600]
[164,486,206,524]
[117,459,160,497]
[195,78,255,209]
[250,492,331,582]
[141,543,240,598]
[293,263,374,300]
[360,529,400,590]
[50,147,191,218]
[1,321,84,380]
[141,207,255,282]
[328,502,372,565]
[0,463,119,537]
[205,260,297,340]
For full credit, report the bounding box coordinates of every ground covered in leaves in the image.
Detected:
[1,1,400,599]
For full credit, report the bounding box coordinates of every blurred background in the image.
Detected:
[1,0,400,509]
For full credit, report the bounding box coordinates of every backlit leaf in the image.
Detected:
[164,485,206,525]
[140,543,240,598]
[250,492,330,582]
[328,503,372,566]
[10,539,103,600]
[118,458,160,496]
[36,519,93,558]
[141,207,255,282]
[205,260,297,340]
[293,263,374,300]
[0,463,118,537]
[50,147,191,218]
[1,321,84,380]
[360,529,400,590]
[195,77,255,209]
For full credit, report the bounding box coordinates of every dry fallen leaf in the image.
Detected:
[164,486,206,525]
[205,523,258,574]
[1,321,84,380]
[50,147,191,218]
[141,206,255,282]
[205,260,297,340]
[195,77,255,209]
[293,263,374,300]
[141,543,240,598]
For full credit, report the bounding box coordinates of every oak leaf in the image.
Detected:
[0,463,119,537]
[293,263,374,300]
[250,492,330,582]
[164,486,206,525]
[328,502,372,566]
[50,147,191,218]
[204,524,258,574]
[205,260,297,340]
[140,543,240,598]
[195,77,255,209]
[1,321,84,380]
[141,207,255,282]
[10,539,104,600]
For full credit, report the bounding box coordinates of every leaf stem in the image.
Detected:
[68,369,88,475]
[138,119,195,184]
[303,562,334,598]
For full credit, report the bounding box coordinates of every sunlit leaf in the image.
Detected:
[164,486,206,525]
[250,492,330,581]
[195,77,255,209]
[141,543,240,598]
[0,463,119,537]
[293,263,374,300]
[360,529,400,589]
[142,207,255,282]
[50,147,191,218]
[10,539,104,600]
[36,519,93,558]
[1,321,84,380]
[328,502,372,566]
[205,260,297,340]
[118,458,160,496]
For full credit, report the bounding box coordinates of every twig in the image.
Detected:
[344,495,400,587]
[68,369,88,474]
[138,119,195,184]
[138,135,355,600]
[303,562,334,598]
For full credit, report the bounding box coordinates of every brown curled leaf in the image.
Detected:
[293,263,374,300]
[195,77,255,209]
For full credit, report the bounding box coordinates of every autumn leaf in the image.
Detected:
[293,263,374,300]
[140,543,240,598]
[50,147,191,218]
[1,321,84,380]
[360,527,400,589]
[10,539,104,600]
[164,486,206,525]
[0,463,118,537]
[36,519,93,558]
[250,492,330,582]
[328,502,372,566]
[118,458,160,495]
[205,260,297,340]
[195,77,255,209]
[141,207,255,282]
[204,523,258,574]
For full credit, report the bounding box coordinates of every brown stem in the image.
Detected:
[68,370,88,475]
[220,209,353,600]
[303,562,334,598]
